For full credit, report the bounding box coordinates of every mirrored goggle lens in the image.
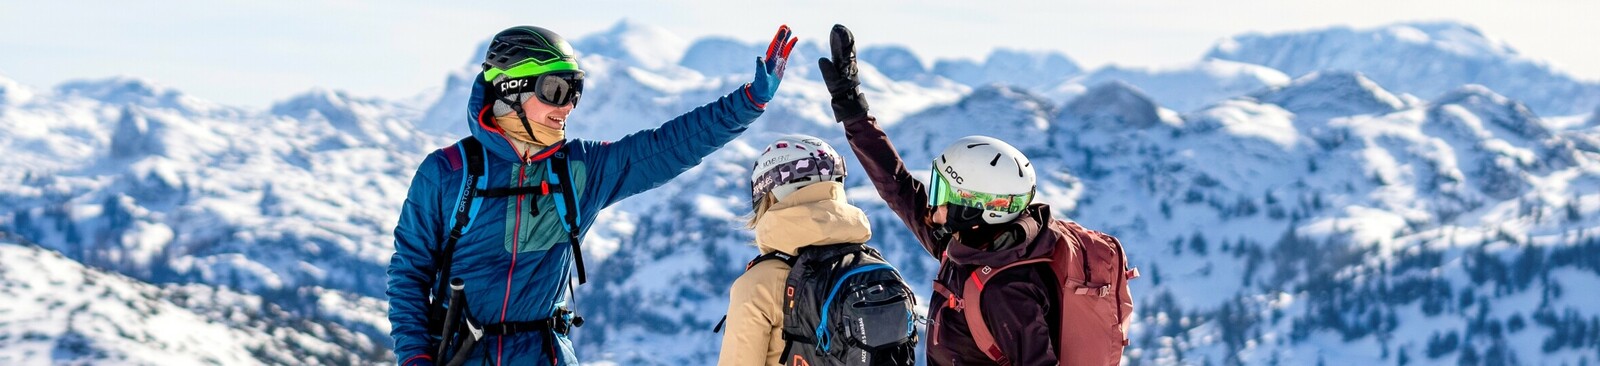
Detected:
[943,189,1031,213]
[535,73,583,106]
[930,169,1031,213]
[929,171,949,207]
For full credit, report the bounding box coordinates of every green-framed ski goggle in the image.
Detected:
[928,167,1034,213]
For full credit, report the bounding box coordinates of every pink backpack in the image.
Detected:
[934,221,1137,365]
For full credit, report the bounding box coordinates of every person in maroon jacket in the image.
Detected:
[818,25,1062,366]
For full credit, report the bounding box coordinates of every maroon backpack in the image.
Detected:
[933,221,1137,365]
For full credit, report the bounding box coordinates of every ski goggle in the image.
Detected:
[493,71,585,107]
[928,167,1033,213]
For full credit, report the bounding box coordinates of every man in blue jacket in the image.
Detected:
[387,25,798,366]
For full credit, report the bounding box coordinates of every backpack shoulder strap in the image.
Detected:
[747,251,798,270]
[961,257,1053,365]
[547,145,589,284]
[712,251,801,334]
[429,137,487,311]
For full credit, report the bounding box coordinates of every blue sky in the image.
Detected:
[2,0,1595,108]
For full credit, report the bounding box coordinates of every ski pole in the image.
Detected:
[436,278,466,360]
[445,316,483,366]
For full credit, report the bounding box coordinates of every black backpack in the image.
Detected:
[720,244,919,366]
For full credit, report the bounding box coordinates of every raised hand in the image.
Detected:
[817,24,869,122]
[746,25,798,109]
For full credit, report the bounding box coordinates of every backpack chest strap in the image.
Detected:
[931,282,961,310]
[477,181,566,198]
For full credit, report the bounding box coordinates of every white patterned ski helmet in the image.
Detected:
[750,135,846,208]
[930,135,1037,224]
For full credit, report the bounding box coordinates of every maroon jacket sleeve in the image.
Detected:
[841,115,946,258]
[981,266,1060,366]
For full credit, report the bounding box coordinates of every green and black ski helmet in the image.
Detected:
[482,26,582,84]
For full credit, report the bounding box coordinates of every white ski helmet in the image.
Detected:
[750,135,846,208]
[930,135,1037,224]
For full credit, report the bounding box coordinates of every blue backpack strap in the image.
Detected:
[430,136,488,316]
[547,145,588,284]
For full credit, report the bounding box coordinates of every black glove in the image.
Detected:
[817,24,869,123]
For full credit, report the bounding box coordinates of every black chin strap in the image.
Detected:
[497,92,541,157]
[946,205,988,229]
[942,205,1005,248]
[931,225,954,244]
[497,91,570,151]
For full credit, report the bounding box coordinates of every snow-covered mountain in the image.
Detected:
[4,19,1600,366]
[0,238,387,365]
[932,49,1083,90]
[1207,21,1600,116]
[860,45,929,82]
[0,74,34,106]
[1253,71,1408,121]
[574,19,690,72]
[1057,59,1291,113]
[678,36,762,78]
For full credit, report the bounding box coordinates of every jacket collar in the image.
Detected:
[467,78,565,163]
[753,182,874,255]
[943,204,1057,268]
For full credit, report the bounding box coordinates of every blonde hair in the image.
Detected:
[744,195,776,230]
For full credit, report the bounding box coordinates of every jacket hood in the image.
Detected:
[753,182,873,255]
[468,77,564,162]
[943,204,1057,267]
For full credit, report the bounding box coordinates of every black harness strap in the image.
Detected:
[477,183,566,198]
[778,333,798,364]
[480,319,563,336]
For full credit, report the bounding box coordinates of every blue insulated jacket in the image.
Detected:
[387,80,764,366]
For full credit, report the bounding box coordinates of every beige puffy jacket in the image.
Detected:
[717,182,873,366]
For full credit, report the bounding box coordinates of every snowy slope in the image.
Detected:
[1207,21,1600,116]
[1254,71,1407,121]
[0,240,387,365]
[5,19,1600,366]
[1,74,36,106]
[0,75,435,366]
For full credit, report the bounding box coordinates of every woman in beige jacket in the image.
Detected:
[717,135,874,365]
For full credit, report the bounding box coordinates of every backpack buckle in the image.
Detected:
[1073,283,1111,298]
[553,307,582,334]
